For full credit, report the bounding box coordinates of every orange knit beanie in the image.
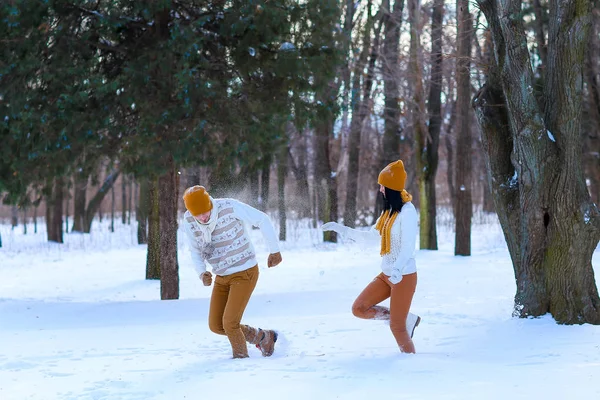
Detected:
[378,160,413,203]
[183,185,213,216]
[378,160,407,191]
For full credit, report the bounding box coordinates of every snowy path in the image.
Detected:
[1,222,599,399]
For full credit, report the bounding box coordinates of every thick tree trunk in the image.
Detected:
[474,0,600,324]
[48,177,64,243]
[454,0,473,256]
[83,170,121,233]
[584,19,600,205]
[158,157,179,300]
[72,173,87,232]
[278,146,287,241]
[314,122,338,242]
[146,178,160,279]
[419,0,444,250]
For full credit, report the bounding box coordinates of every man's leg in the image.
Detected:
[221,266,259,358]
[351,273,392,319]
[208,275,229,335]
[388,272,418,353]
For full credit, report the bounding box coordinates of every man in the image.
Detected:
[182,185,282,359]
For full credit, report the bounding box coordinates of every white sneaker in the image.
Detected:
[406,312,421,338]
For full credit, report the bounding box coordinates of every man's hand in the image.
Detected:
[200,271,213,286]
[267,252,282,268]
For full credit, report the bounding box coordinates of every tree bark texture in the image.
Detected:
[137,179,149,245]
[146,178,160,280]
[474,0,600,324]
[158,156,179,300]
[454,0,473,256]
[420,0,444,250]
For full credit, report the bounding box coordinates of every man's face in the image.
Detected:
[195,210,211,224]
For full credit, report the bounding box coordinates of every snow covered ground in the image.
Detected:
[1,212,599,400]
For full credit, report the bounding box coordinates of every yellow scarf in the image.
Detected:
[375,189,412,256]
[375,209,398,256]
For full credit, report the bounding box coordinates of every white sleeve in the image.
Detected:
[183,221,208,275]
[391,205,418,279]
[230,199,281,253]
[342,224,380,244]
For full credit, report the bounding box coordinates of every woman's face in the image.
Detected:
[379,184,386,196]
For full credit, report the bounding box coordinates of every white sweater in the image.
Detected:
[343,202,418,284]
[183,198,280,276]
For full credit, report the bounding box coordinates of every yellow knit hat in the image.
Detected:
[183,185,213,216]
[377,160,407,191]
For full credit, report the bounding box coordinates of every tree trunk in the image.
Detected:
[445,101,457,210]
[110,184,115,233]
[314,83,339,242]
[158,157,179,300]
[83,170,121,233]
[345,0,380,228]
[250,169,260,209]
[146,178,160,279]
[11,206,18,230]
[454,0,473,256]
[72,173,87,233]
[278,146,287,241]
[122,175,127,225]
[314,118,338,242]
[584,16,600,205]
[48,177,64,243]
[261,157,271,212]
[33,203,38,234]
[128,176,133,225]
[474,0,600,324]
[137,180,149,245]
[419,0,444,250]
[380,0,405,168]
[22,207,27,235]
[288,136,311,219]
[532,0,548,72]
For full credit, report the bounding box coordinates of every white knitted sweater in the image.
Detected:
[183,198,280,276]
[343,202,418,284]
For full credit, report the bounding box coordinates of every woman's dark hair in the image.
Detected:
[382,187,405,214]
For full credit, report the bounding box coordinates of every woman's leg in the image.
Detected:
[388,272,418,353]
[352,273,392,319]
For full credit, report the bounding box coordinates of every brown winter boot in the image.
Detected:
[255,329,278,357]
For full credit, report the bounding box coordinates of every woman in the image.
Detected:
[322,160,420,353]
